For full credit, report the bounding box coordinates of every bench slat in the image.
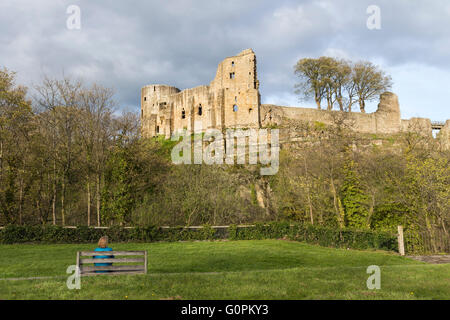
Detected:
[81,265,145,272]
[80,258,145,264]
[81,271,145,277]
[79,251,145,256]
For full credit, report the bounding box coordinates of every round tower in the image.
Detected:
[374,92,402,134]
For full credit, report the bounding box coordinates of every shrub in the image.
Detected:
[0,223,397,252]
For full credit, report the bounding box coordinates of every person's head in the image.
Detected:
[98,236,109,248]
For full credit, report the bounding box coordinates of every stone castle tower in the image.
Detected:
[141,49,261,138]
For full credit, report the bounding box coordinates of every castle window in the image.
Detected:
[233,105,238,112]
[144,97,147,101]
[231,61,234,67]
[154,86,156,92]
[182,109,186,119]
[198,105,202,116]
[235,96,237,102]
[156,126,159,133]
[230,72,235,79]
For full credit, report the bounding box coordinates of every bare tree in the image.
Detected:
[34,76,83,225]
[352,61,392,113]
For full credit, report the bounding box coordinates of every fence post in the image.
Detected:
[397,225,405,256]
[144,251,148,274]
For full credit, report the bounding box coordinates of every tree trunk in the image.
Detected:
[366,193,375,229]
[441,218,448,235]
[19,177,23,225]
[87,179,91,226]
[315,98,321,110]
[36,199,44,226]
[337,88,344,111]
[315,89,321,110]
[359,99,366,113]
[308,193,314,225]
[0,141,3,174]
[304,157,314,225]
[330,177,344,228]
[52,160,56,225]
[338,98,344,111]
[425,214,437,253]
[61,176,65,226]
[96,173,101,227]
[327,91,332,110]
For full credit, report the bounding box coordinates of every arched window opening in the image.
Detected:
[181,109,186,119]
[233,105,238,112]
[198,105,202,116]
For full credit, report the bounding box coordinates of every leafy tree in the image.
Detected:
[294,57,328,110]
[101,145,134,225]
[0,68,33,225]
[294,57,392,112]
[340,158,370,229]
[401,155,450,250]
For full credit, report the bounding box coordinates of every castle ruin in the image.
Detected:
[141,49,450,142]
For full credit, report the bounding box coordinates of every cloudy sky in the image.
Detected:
[1,0,449,121]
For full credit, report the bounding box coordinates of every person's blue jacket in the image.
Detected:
[93,247,114,273]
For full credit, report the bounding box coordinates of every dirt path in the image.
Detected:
[407,255,450,264]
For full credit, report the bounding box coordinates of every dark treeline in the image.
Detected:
[0,68,449,251]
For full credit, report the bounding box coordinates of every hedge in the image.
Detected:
[229,222,397,251]
[0,223,397,252]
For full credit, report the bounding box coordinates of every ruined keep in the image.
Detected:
[141,49,450,141]
[141,49,260,138]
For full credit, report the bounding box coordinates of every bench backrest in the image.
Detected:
[76,251,147,276]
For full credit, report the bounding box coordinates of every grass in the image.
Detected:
[0,240,448,300]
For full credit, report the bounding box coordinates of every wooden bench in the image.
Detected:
[76,251,147,276]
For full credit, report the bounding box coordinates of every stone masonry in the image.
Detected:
[141,49,260,138]
[141,49,450,142]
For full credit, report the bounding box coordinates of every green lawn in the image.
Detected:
[0,240,448,300]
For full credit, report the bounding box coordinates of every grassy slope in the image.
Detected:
[0,240,448,300]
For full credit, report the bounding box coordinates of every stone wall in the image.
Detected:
[437,120,450,149]
[261,92,403,135]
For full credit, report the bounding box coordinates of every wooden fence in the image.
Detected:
[404,229,450,255]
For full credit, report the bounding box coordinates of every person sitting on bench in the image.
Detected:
[93,236,114,273]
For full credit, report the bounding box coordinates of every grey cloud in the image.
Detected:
[0,0,449,119]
